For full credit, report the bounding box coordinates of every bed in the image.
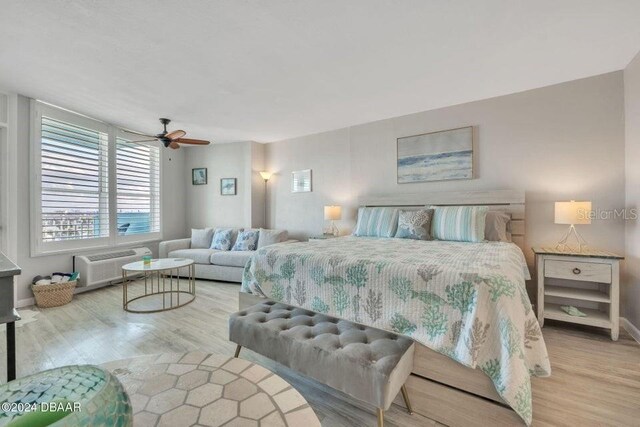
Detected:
[240,190,550,426]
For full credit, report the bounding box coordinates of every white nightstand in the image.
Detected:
[533,247,623,340]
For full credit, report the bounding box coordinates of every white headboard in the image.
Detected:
[358,189,525,251]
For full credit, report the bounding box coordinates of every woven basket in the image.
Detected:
[32,281,76,308]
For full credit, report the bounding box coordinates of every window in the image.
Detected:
[40,117,110,243]
[116,138,160,237]
[31,101,162,255]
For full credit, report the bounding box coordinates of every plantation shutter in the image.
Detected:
[40,116,109,242]
[115,138,161,236]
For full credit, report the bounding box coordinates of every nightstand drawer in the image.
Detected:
[544,259,611,284]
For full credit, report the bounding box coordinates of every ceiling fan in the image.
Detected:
[124,118,211,149]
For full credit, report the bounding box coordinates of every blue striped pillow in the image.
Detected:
[353,207,399,237]
[430,206,488,242]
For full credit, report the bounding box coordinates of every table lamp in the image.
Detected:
[555,200,591,252]
[324,205,342,236]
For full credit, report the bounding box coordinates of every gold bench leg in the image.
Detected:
[377,408,384,427]
[234,345,242,358]
[401,385,413,414]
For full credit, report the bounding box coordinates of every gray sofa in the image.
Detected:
[159,228,292,283]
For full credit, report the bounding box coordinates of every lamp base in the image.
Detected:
[328,221,339,237]
[556,225,588,253]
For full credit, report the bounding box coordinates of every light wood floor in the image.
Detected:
[1,280,639,426]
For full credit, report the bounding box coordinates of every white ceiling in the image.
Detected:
[1,1,640,143]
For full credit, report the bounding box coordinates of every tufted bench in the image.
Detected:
[229,301,415,427]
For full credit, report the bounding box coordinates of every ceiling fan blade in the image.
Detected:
[166,130,186,140]
[176,138,211,145]
[169,141,180,149]
[122,129,157,138]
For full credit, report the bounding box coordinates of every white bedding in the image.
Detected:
[241,236,550,425]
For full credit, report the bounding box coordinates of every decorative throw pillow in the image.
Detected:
[485,211,512,242]
[353,207,399,238]
[191,228,214,249]
[210,228,235,250]
[257,229,288,249]
[395,209,434,240]
[232,229,260,251]
[430,206,488,243]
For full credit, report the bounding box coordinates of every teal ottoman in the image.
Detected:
[0,365,132,427]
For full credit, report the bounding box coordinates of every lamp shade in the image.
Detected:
[324,205,342,221]
[555,201,591,225]
[259,171,272,181]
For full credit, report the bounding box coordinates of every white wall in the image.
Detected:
[266,128,353,236]
[251,142,266,228]
[11,95,187,304]
[185,141,265,230]
[624,51,640,331]
[265,72,627,301]
[0,91,18,262]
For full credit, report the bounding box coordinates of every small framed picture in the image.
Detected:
[221,178,237,195]
[291,169,312,193]
[192,168,207,185]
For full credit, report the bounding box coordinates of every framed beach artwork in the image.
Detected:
[397,126,473,183]
[291,169,312,193]
[192,168,207,185]
[220,178,237,195]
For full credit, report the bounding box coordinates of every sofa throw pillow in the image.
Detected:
[430,205,488,243]
[395,209,434,240]
[485,211,512,242]
[191,228,214,249]
[257,229,289,249]
[232,229,260,251]
[210,228,235,250]
[353,207,399,238]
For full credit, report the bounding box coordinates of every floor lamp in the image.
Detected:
[260,171,272,227]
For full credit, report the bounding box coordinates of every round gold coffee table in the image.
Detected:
[102,352,321,427]
[122,258,195,313]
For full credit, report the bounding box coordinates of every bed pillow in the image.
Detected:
[232,229,260,251]
[353,207,399,237]
[191,228,214,249]
[430,206,488,243]
[485,211,512,242]
[210,228,236,250]
[395,209,434,240]
[257,229,289,248]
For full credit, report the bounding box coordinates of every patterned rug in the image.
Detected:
[101,352,320,427]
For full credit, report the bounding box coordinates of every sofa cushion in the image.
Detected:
[210,228,235,250]
[257,229,289,249]
[232,229,260,251]
[210,251,253,268]
[191,228,214,249]
[168,248,218,264]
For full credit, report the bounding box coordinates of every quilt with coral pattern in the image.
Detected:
[241,236,550,425]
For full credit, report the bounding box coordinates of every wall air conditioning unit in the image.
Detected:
[74,247,151,291]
